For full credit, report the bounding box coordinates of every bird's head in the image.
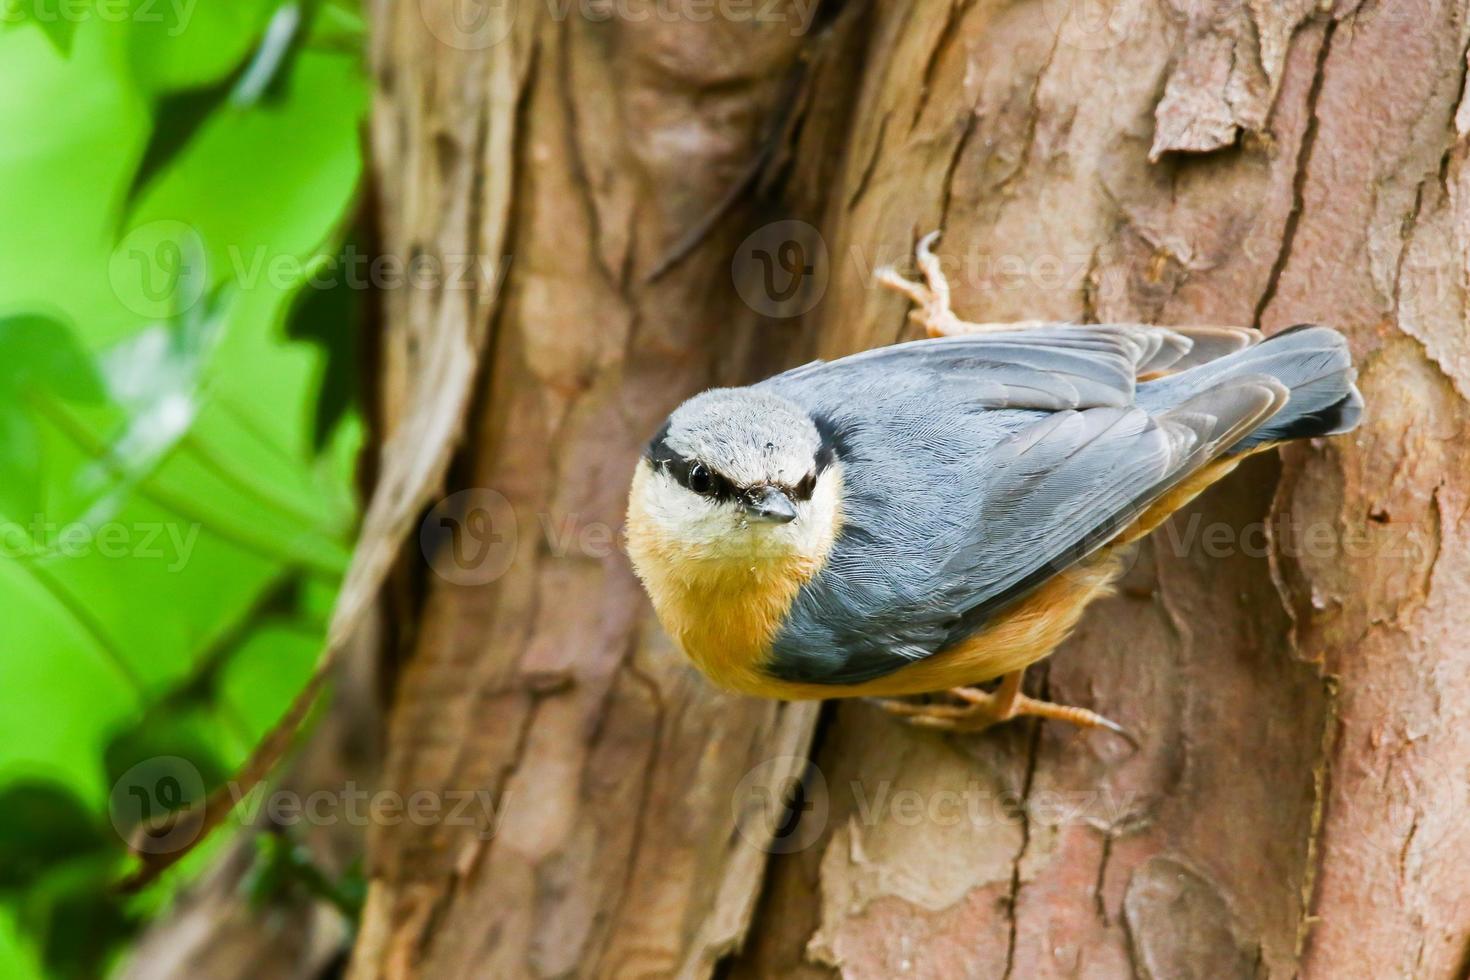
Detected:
[627,388,843,571]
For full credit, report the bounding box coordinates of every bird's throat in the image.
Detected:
[659,547,827,693]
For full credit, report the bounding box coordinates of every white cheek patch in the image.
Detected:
[647,475,732,554]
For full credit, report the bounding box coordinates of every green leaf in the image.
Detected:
[0,314,104,401]
[1,0,85,55]
[0,314,103,520]
[18,855,137,978]
[39,888,134,978]
[103,713,230,798]
[125,0,276,93]
[123,76,242,213]
[0,907,45,980]
[124,3,310,211]
[313,0,365,51]
[0,782,108,889]
[0,408,41,520]
[284,239,361,451]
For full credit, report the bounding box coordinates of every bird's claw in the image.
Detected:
[867,688,1012,734]
[868,687,1138,746]
[1094,716,1141,750]
[876,230,1020,338]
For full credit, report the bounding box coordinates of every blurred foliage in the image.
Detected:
[0,1,369,975]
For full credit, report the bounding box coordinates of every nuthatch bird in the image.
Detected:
[626,233,1362,736]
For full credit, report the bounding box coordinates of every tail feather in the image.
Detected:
[1137,323,1363,453]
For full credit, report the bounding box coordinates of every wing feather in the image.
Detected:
[760,326,1284,687]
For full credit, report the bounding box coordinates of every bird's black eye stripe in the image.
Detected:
[646,437,740,502]
[671,459,738,502]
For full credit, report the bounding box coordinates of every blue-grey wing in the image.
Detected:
[758,325,1277,687]
[766,324,1252,411]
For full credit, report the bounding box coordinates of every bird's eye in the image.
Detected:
[688,462,714,495]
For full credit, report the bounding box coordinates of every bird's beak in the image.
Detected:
[742,485,798,524]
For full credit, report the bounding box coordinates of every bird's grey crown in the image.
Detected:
[654,388,826,491]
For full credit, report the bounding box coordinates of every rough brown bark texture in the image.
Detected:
[349,0,1470,977]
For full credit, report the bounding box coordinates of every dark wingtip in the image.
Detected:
[1272,387,1365,442]
[1318,386,1365,436]
[1252,323,1363,442]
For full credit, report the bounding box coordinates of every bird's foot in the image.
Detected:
[876,231,1019,338]
[871,685,1136,745]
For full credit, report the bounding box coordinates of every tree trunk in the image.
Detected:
[347,1,1470,977]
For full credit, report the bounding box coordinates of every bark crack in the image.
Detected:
[909,0,977,133]
[991,28,1063,201]
[1093,834,1114,927]
[1389,30,1470,401]
[1295,676,1341,962]
[846,109,891,211]
[647,57,813,283]
[1392,174,1433,315]
[1080,245,1102,324]
[714,704,838,976]
[936,109,977,239]
[1001,686,1045,980]
[464,96,492,310]
[555,20,620,290]
[408,689,544,971]
[1251,17,1336,331]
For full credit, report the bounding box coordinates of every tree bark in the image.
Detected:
[348,1,1470,977]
